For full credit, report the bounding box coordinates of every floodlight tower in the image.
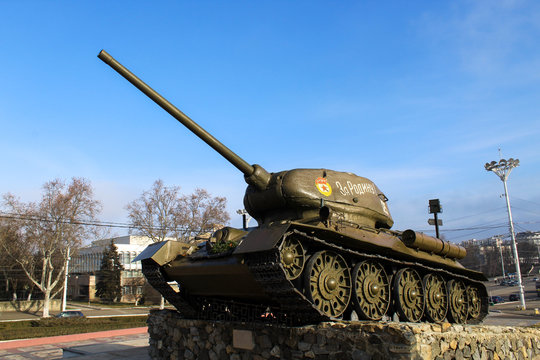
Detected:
[484,157,525,309]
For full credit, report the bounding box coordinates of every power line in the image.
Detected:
[0,212,132,229]
[2,211,538,240]
[511,206,540,217]
[445,228,498,242]
[443,206,507,224]
[0,212,212,234]
[513,197,540,208]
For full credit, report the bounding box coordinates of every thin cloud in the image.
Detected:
[419,0,540,81]
[448,127,540,154]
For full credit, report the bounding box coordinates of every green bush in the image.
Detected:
[209,240,238,254]
[0,316,147,341]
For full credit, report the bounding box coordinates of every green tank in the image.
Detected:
[99,50,488,325]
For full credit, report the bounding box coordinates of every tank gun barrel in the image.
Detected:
[98,50,270,189]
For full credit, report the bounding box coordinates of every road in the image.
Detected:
[0,304,150,322]
[482,276,540,327]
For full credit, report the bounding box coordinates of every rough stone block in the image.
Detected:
[147,309,540,360]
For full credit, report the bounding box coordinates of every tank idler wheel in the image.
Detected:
[304,250,352,318]
[279,236,305,280]
[352,260,390,321]
[447,279,468,324]
[393,268,424,322]
[423,273,448,323]
[466,284,482,323]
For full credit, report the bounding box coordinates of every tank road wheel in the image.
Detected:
[279,236,305,280]
[304,251,352,318]
[393,268,424,322]
[422,274,448,323]
[447,279,468,324]
[466,285,483,323]
[351,260,390,321]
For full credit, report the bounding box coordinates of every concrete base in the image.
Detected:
[148,310,540,360]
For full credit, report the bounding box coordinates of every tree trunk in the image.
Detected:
[42,290,51,318]
[3,274,8,293]
[160,295,165,310]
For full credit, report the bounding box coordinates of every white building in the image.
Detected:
[69,235,170,303]
[71,235,156,277]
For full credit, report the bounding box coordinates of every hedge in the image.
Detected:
[0,316,148,341]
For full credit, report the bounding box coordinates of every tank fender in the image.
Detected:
[233,223,291,254]
[133,240,193,266]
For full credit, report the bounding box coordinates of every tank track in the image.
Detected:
[142,228,488,325]
[244,250,328,324]
[141,259,198,318]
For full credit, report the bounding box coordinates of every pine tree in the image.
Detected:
[95,240,124,303]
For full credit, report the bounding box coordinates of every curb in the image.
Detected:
[0,326,148,350]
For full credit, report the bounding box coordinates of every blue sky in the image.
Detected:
[1,1,539,243]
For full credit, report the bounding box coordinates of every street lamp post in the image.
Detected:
[495,237,506,279]
[236,209,252,230]
[61,245,71,312]
[485,157,525,310]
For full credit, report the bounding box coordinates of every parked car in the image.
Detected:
[55,310,84,318]
[489,296,505,304]
[508,294,519,301]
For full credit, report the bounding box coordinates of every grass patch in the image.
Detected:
[0,316,147,341]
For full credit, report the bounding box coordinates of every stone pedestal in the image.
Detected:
[148,309,540,360]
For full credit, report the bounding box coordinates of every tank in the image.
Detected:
[99,50,489,325]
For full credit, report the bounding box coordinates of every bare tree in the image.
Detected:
[126,180,183,243]
[177,188,230,242]
[126,180,230,242]
[1,178,101,317]
[126,180,230,308]
[0,222,31,301]
[124,276,146,306]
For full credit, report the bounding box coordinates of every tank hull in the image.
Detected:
[141,221,488,325]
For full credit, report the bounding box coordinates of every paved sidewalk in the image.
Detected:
[0,327,150,359]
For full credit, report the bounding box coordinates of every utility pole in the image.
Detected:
[61,245,71,312]
[485,156,525,310]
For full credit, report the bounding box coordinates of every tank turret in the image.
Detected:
[98,50,393,228]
